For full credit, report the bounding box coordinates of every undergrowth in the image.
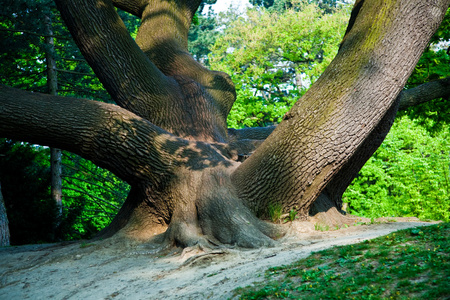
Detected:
[233,222,450,300]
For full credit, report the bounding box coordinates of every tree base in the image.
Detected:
[96,169,286,249]
[309,193,369,229]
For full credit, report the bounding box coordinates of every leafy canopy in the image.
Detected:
[209,2,349,128]
[402,8,450,134]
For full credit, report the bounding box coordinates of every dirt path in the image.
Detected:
[0,220,435,300]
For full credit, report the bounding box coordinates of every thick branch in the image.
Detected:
[232,0,450,216]
[398,77,450,110]
[54,0,181,122]
[111,0,147,17]
[0,85,183,185]
[136,0,201,53]
[135,0,236,119]
[228,126,276,141]
[320,95,401,210]
[312,77,450,212]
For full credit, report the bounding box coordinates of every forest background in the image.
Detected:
[0,0,449,245]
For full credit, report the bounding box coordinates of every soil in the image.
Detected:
[0,218,436,300]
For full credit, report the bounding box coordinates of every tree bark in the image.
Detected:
[54,0,181,123]
[0,181,10,247]
[0,86,181,185]
[398,77,450,110]
[44,12,63,221]
[54,0,235,143]
[0,0,449,248]
[232,0,450,217]
[0,85,280,246]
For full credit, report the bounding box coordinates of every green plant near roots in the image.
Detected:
[288,209,297,222]
[79,241,95,249]
[314,224,330,231]
[233,223,450,300]
[268,203,284,223]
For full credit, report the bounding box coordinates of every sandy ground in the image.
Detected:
[0,219,436,300]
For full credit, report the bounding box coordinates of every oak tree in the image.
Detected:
[1,0,449,248]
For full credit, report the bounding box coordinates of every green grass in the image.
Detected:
[268,203,284,223]
[233,223,450,300]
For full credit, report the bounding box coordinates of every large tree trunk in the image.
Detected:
[0,0,449,248]
[232,0,449,216]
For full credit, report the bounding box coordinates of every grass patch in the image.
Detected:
[268,203,283,223]
[314,224,330,231]
[288,209,297,222]
[233,223,450,300]
[79,241,95,248]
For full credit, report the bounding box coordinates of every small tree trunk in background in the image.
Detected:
[295,71,303,92]
[51,149,62,217]
[44,13,63,224]
[0,182,10,246]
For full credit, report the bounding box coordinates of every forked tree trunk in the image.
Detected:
[0,0,449,248]
[232,0,449,216]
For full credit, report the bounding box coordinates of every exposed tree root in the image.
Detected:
[149,168,287,249]
[157,201,285,249]
[179,244,227,267]
[100,192,286,250]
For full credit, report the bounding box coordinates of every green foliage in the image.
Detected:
[192,13,199,26]
[188,12,220,66]
[407,47,450,87]
[58,152,129,240]
[403,8,450,133]
[0,1,133,242]
[268,202,284,223]
[250,0,275,9]
[252,0,342,13]
[209,2,349,128]
[343,116,450,222]
[0,139,56,245]
[429,8,450,47]
[310,0,343,14]
[234,223,450,299]
[0,140,130,243]
[0,0,50,92]
[288,209,297,221]
[0,0,139,101]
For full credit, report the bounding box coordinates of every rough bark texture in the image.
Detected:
[0,0,449,248]
[309,94,401,223]
[398,77,450,110]
[232,0,449,218]
[0,182,10,247]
